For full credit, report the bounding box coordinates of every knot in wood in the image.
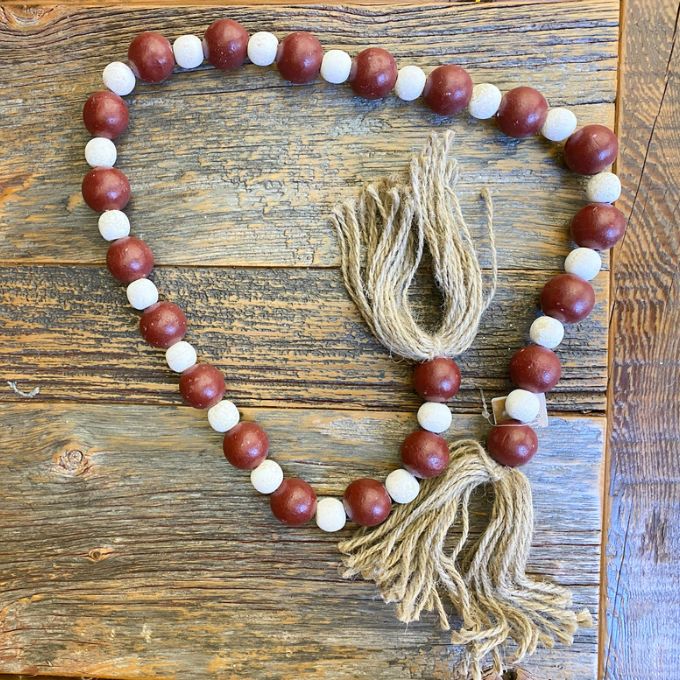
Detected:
[55,447,90,476]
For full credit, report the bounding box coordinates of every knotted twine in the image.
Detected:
[332,132,591,679]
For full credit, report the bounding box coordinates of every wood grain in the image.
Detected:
[0,264,609,412]
[0,403,602,679]
[0,2,617,269]
[603,0,680,677]
[0,2,621,679]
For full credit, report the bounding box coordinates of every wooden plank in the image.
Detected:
[0,2,617,269]
[0,264,609,412]
[0,402,602,679]
[603,0,680,677]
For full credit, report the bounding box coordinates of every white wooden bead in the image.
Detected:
[98,210,130,241]
[165,340,197,373]
[320,49,352,84]
[529,316,565,349]
[126,278,158,310]
[173,34,204,69]
[564,247,602,281]
[395,65,426,101]
[541,107,577,142]
[417,402,452,433]
[250,459,284,495]
[586,172,621,203]
[468,83,502,119]
[85,137,117,168]
[385,469,420,504]
[208,400,240,432]
[102,61,136,96]
[247,31,278,67]
[505,389,541,423]
[315,497,347,532]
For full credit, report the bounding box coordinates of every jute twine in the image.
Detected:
[332,132,592,679]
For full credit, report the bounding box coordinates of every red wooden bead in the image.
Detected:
[564,124,618,175]
[509,345,561,393]
[127,31,175,83]
[82,167,130,212]
[487,420,538,467]
[570,203,626,250]
[276,32,323,84]
[203,19,249,70]
[106,236,154,283]
[400,430,450,479]
[496,86,548,138]
[270,478,317,526]
[343,478,392,527]
[412,357,461,402]
[423,65,473,116]
[540,273,595,324]
[349,48,397,100]
[83,91,129,139]
[139,302,187,348]
[179,363,225,409]
[223,422,269,469]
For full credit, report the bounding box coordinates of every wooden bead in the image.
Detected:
[423,64,472,115]
[571,203,626,250]
[541,273,595,324]
[128,31,175,83]
[529,315,565,350]
[125,277,158,310]
[250,459,283,495]
[223,421,269,469]
[98,210,130,241]
[276,32,322,84]
[106,236,154,283]
[349,48,397,100]
[564,124,618,175]
[179,363,225,410]
[83,91,128,140]
[509,345,561,393]
[343,478,392,527]
[394,65,426,101]
[165,340,197,373]
[412,357,461,402]
[102,61,136,96]
[468,83,502,119]
[85,137,117,168]
[315,497,347,532]
[207,399,240,432]
[139,301,187,348]
[320,49,352,84]
[541,107,577,142]
[172,35,205,70]
[496,86,548,138]
[586,172,621,203]
[487,420,538,467]
[400,430,450,478]
[270,478,317,526]
[564,247,602,280]
[505,389,540,423]
[416,402,452,433]
[247,31,279,67]
[82,167,130,212]
[203,19,249,71]
[385,468,420,504]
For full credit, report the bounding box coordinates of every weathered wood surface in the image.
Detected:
[0,2,617,270]
[0,1,621,679]
[603,0,680,678]
[0,404,602,679]
[0,265,609,412]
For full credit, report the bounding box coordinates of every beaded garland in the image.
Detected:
[82,22,623,534]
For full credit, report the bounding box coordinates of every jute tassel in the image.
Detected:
[332,132,592,678]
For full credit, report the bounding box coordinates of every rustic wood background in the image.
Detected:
[0,0,676,678]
